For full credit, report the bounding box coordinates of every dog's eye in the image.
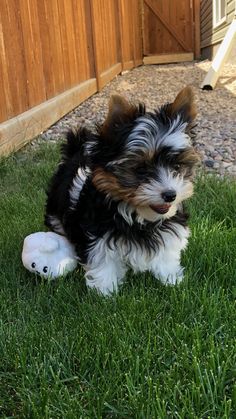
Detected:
[31,262,36,269]
[43,266,48,273]
[173,164,181,171]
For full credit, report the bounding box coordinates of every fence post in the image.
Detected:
[89,0,102,91]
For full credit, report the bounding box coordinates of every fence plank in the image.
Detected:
[118,0,134,71]
[0,6,13,121]
[19,0,46,107]
[90,0,121,90]
[0,78,97,156]
[0,0,144,153]
[72,0,96,81]
[193,0,201,59]
[133,0,143,66]
[39,0,66,97]
[0,0,28,121]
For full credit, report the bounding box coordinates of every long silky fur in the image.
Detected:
[45,91,199,293]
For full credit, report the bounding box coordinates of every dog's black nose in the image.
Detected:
[162,190,176,202]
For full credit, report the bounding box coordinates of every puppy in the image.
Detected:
[45,87,199,295]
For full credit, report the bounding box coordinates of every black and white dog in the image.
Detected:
[45,87,199,294]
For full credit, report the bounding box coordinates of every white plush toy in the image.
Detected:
[22,232,78,278]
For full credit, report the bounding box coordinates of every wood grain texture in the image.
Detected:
[0,0,201,154]
[143,0,194,56]
[0,79,97,156]
[193,0,201,58]
[0,0,144,152]
[0,0,28,120]
[19,0,46,107]
[118,0,142,70]
[0,0,97,122]
[143,52,194,65]
[90,0,121,90]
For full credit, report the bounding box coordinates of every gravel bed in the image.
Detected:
[39,60,236,176]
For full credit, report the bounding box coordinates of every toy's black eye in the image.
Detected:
[31,262,36,269]
[43,266,48,273]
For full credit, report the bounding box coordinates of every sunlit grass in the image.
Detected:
[1,142,236,418]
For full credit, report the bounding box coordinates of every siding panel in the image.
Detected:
[201,0,236,49]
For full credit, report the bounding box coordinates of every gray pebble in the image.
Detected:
[204,159,215,168]
[31,61,236,176]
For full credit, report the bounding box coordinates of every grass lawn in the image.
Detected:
[1,142,236,419]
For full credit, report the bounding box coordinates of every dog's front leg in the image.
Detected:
[150,226,190,285]
[85,236,127,295]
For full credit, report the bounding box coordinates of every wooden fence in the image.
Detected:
[142,0,200,64]
[0,0,142,156]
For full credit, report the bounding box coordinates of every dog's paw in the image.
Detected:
[86,277,118,296]
[159,267,184,286]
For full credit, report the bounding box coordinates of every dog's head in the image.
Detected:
[90,87,199,222]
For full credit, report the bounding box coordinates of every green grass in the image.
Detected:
[1,142,236,418]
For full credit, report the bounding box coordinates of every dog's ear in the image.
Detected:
[101,94,137,135]
[168,86,197,122]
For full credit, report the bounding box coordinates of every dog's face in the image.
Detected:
[91,87,199,222]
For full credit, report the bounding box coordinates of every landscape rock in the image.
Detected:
[36,61,236,177]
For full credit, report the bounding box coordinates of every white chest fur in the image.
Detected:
[85,224,190,295]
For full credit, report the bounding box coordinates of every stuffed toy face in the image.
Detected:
[22,232,78,278]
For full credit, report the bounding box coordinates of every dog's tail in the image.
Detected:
[61,127,90,161]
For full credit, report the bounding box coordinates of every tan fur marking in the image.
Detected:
[108,94,134,116]
[102,94,136,136]
[177,148,200,165]
[168,86,197,121]
[93,168,136,202]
